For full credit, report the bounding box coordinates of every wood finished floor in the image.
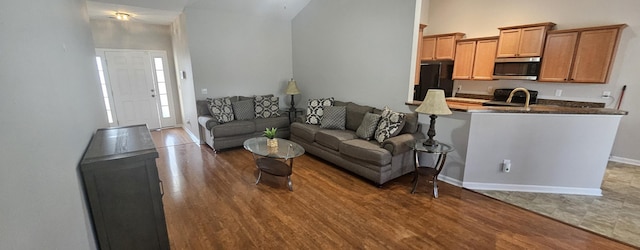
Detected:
[152,128,634,249]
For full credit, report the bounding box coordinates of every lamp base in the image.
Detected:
[422,139,439,147]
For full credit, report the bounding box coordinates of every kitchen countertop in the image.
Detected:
[406,99,628,115]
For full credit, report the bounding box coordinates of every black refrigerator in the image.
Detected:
[414,61,454,101]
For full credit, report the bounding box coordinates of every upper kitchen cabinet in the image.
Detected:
[452,36,499,80]
[415,24,427,84]
[539,24,626,83]
[422,33,465,61]
[496,22,555,58]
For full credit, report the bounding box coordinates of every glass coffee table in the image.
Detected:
[243,137,305,191]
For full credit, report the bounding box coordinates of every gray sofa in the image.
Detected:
[290,101,424,186]
[197,96,290,151]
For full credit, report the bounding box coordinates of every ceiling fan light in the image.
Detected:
[115,12,130,21]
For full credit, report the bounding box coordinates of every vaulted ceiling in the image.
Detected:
[87,0,311,25]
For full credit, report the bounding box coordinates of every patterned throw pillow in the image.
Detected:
[254,95,280,118]
[306,97,334,125]
[356,112,381,140]
[207,97,235,123]
[374,107,406,143]
[320,106,346,130]
[232,99,255,120]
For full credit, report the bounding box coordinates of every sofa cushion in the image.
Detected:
[356,112,381,140]
[232,99,255,120]
[315,129,358,150]
[400,112,419,134]
[255,95,280,118]
[306,97,334,125]
[320,106,346,130]
[340,139,392,166]
[207,97,235,123]
[374,107,406,143]
[211,120,255,137]
[291,122,322,143]
[346,102,374,131]
[254,116,290,132]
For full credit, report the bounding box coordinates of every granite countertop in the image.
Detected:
[406,99,628,115]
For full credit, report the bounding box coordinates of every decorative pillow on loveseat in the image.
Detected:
[356,112,381,140]
[306,97,334,125]
[254,95,280,118]
[374,107,406,143]
[207,97,235,123]
[232,99,255,120]
[320,106,346,130]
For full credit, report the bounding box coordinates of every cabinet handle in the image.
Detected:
[159,180,164,197]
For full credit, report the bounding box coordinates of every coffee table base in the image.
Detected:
[254,158,293,191]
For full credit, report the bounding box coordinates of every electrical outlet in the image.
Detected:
[201,88,208,95]
[555,89,563,97]
[502,159,511,173]
[488,86,494,93]
[602,91,611,98]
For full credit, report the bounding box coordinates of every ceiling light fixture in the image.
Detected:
[115,12,130,21]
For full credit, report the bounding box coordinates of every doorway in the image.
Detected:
[95,49,177,129]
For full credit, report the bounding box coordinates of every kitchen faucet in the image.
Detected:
[506,87,531,110]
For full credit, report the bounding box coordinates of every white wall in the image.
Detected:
[292,0,418,112]
[90,19,182,123]
[0,0,106,249]
[183,6,294,103]
[424,0,640,163]
[171,13,199,140]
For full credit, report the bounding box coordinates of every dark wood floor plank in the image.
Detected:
[152,129,634,250]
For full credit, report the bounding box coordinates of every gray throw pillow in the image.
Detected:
[356,112,381,140]
[320,106,346,130]
[232,99,255,120]
[306,97,334,125]
[374,107,406,143]
[207,97,234,123]
[254,95,280,118]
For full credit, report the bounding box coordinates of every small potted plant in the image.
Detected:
[264,127,278,147]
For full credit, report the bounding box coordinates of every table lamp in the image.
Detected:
[285,78,300,111]
[415,89,452,147]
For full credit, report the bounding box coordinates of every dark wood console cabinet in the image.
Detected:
[80,124,169,250]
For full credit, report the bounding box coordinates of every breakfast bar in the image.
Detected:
[409,98,627,195]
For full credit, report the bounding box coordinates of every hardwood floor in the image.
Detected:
[153,128,634,249]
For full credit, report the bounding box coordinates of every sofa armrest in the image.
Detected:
[198,115,219,130]
[381,133,426,155]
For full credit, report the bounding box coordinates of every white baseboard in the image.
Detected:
[462,182,602,196]
[438,175,462,187]
[181,124,200,144]
[609,156,640,166]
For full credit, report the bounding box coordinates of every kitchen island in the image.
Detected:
[408,99,627,195]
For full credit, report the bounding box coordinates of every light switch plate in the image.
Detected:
[201,88,208,94]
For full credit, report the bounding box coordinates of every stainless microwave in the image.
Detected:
[493,57,541,80]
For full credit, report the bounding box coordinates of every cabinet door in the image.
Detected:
[435,35,457,60]
[518,26,547,57]
[570,28,619,83]
[471,39,498,80]
[496,29,521,57]
[452,41,476,80]
[538,32,578,82]
[422,37,436,60]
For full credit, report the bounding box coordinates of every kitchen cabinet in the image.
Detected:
[452,37,499,80]
[415,24,427,85]
[80,124,169,250]
[422,33,465,61]
[539,24,626,83]
[496,22,555,58]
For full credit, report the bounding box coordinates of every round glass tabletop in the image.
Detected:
[243,137,305,159]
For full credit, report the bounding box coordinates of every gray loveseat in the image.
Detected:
[290,101,424,186]
[197,96,290,151]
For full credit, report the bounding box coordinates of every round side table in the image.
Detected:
[410,140,454,198]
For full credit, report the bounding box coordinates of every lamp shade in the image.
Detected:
[285,78,300,95]
[415,89,452,115]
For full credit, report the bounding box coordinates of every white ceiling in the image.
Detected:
[87,0,311,25]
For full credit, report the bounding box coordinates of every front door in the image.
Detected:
[105,51,161,129]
